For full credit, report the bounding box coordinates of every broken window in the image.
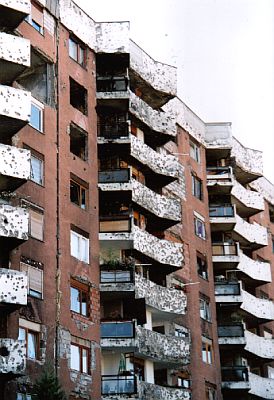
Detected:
[70,177,88,210]
[69,36,86,67]
[70,280,89,317]
[199,296,211,321]
[70,78,87,115]
[70,342,90,374]
[70,124,88,161]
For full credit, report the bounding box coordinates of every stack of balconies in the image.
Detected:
[0,0,31,384]
[206,126,273,399]
[97,43,190,399]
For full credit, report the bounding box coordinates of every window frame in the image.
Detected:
[70,178,88,210]
[202,337,213,364]
[70,343,90,374]
[191,173,203,200]
[70,229,89,263]
[194,215,206,239]
[70,280,89,317]
[190,140,201,163]
[197,254,208,280]
[18,326,39,360]
[199,297,211,322]
[29,206,44,241]
[30,153,44,186]
[20,261,43,299]
[69,36,86,67]
[29,97,44,132]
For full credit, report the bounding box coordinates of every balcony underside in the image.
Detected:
[0,1,30,31]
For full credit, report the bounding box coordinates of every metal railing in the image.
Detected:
[215,281,241,296]
[207,166,231,175]
[100,268,134,283]
[97,76,128,92]
[218,324,244,337]
[209,204,235,217]
[98,168,130,183]
[222,366,249,382]
[99,215,131,233]
[97,121,129,138]
[212,242,238,256]
[101,321,134,338]
[101,374,137,395]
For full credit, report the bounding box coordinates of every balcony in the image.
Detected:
[130,92,176,138]
[132,179,181,222]
[97,120,129,143]
[0,0,30,31]
[130,40,177,108]
[221,366,250,390]
[0,205,29,242]
[95,21,130,54]
[100,266,134,293]
[136,326,190,365]
[99,215,131,233]
[209,204,236,231]
[135,273,187,315]
[131,135,179,182]
[0,268,27,307]
[207,166,233,194]
[96,75,130,100]
[0,33,30,84]
[139,382,191,400]
[218,324,245,343]
[101,374,137,397]
[98,168,131,191]
[0,86,31,139]
[231,137,263,184]
[0,339,26,375]
[231,180,265,217]
[237,252,271,284]
[249,372,274,399]
[205,122,233,153]
[233,214,268,249]
[0,144,30,191]
[212,242,240,265]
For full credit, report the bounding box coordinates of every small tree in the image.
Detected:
[32,364,66,400]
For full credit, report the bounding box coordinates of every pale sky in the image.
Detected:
[75,0,274,182]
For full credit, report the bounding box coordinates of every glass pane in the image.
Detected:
[31,156,43,184]
[18,327,26,341]
[70,344,80,371]
[82,348,88,373]
[28,332,37,359]
[69,38,77,60]
[202,347,207,362]
[70,287,80,313]
[81,291,88,316]
[79,47,85,66]
[70,231,79,258]
[16,394,23,400]
[30,103,41,131]
[81,237,89,263]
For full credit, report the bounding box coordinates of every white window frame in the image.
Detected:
[20,262,43,299]
[70,230,89,263]
[200,298,211,321]
[30,97,44,132]
[194,216,206,239]
[30,154,44,185]
[190,140,201,163]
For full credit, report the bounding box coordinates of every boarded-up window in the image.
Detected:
[20,262,43,299]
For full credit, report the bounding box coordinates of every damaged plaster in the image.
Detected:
[0,204,29,240]
[0,268,27,305]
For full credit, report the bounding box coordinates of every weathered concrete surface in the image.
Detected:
[135,274,186,314]
[139,382,191,400]
[95,22,130,53]
[97,89,131,100]
[0,0,30,31]
[245,330,274,359]
[237,251,271,283]
[207,167,233,191]
[164,162,186,200]
[205,122,233,148]
[132,179,181,222]
[0,33,30,84]
[0,338,26,374]
[249,372,274,399]
[0,144,31,189]
[0,0,30,14]
[131,135,179,179]
[234,214,268,247]
[241,289,274,320]
[250,177,274,206]
[0,205,29,241]
[0,268,27,305]
[231,137,263,177]
[231,180,264,214]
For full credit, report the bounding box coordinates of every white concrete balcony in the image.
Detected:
[0,339,26,374]
[0,0,30,31]
[205,122,233,150]
[231,180,265,217]
[207,166,233,194]
[135,273,187,315]
[98,168,131,192]
[231,137,263,184]
[209,204,236,231]
[0,85,31,139]
[130,40,177,108]
[132,180,181,222]
[139,382,191,400]
[237,251,271,284]
[249,372,274,399]
[0,33,30,84]
[130,92,176,138]
[131,135,179,181]
[212,242,240,265]
[0,268,27,306]
[0,205,29,242]
[233,214,268,249]
[95,21,130,53]
[0,144,31,191]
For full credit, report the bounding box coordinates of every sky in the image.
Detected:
[74,0,274,182]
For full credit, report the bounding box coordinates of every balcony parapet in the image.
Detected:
[0,144,31,191]
[135,273,187,315]
[0,204,29,241]
[221,366,250,390]
[95,21,130,53]
[231,180,265,217]
[0,268,27,306]
[132,179,181,222]
[233,214,268,249]
[250,177,274,207]
[249,372,274,399]
[139,381,191,400]
[231,137,263,183]
[212,242,240,264]
[129,92,176,137]
[205,122,233,149]
[0,339,26,374]
[207,166,233,193]
[0,33,30,84]
[0,0,30,30]
[237,252,271,283]
[0,85,31,138]
[131,135,179,180]
[209,204,236,231]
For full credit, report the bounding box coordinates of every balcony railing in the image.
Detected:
[100,268,134,283]
[222,366,249,382]
[99,215,131,233]
[101,374,137,395]
[215,282,241,296]
[207,166,232,176]
[209,204,235,217]
[212,242,239,256]
[218,324,244,338]
[96,76,128,93]
[97,121,129,139]
[101,321,134,338]
[98,168,130,184]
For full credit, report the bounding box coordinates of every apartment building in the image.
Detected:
[0,1,273,400]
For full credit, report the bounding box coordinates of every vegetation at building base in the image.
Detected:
[32,364,66,400]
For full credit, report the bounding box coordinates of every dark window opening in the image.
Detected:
[70,178,88,210]
[70,124,88,160]
[192,174,203,200]
[69,36,86,67]
[197,254,208,280]
[269,204,274,224]
[70,78,87,115]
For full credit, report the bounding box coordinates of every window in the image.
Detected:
[70,178,88,210]
[272,238,274,253]
[197,254,208,280]
[70,280,89,317]
[17,394,32,400]
[70,229,89,263]
[30,98,43,132]
[269,204,274,223]
[70,123,88,161]
[69,36,86,67]
[18,323,40,360]
[194,213,206,239]
[31,154,44,185]
[29,207,44,241]
[25,2,44,34]
[192,174,203,200]
[70,78,87,115]
[70,343,90,374]
[190,140,200,163]
[206,385,216,400]
[20,261,43,299]
[202,337,213,364]
[200,296,211,321]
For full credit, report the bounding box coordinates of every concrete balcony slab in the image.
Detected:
[0,0,30,30]
[233,214,268,249]
[0,339,26,374]
[231,180,265,217]
[0,268,27,306]
[0,144,30,191]
[0,204,29,242]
